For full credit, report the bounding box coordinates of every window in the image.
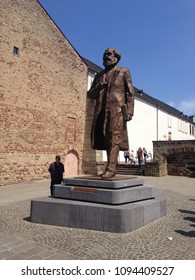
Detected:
[168,131,172,141]
[168,114,172,128]
[178,119,182,131]
[190,124,195,136]
[13,46,19,55]
[184,122,188,134]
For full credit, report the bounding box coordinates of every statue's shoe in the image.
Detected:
[101,170,116,179]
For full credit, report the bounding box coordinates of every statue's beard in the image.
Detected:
[103,58,117,67]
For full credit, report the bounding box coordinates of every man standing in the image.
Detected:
[88,48,135,178]
[137,147,143,167]
[48,155,64,195]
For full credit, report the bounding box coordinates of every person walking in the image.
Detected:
[137,147,143,167]
[48,155,64,196]
[124,150,130,164]
[129,150,136,166]
[143,147,148,163]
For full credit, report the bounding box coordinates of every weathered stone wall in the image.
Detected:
[153,140,195,163]
[0,0,88,185]
[167,164,187,176]
[149,140,195,176]
[145,162,167,177]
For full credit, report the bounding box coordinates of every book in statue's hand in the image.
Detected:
[121,104,130,121]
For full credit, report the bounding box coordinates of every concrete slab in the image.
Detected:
[63,175,144,189]
[137,198,167,225]
[30,196,166,233]
[53,184,155,204]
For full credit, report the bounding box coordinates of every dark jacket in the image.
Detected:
[48,162,64,183]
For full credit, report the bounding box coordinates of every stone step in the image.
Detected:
[31,196,166,233]
[117,165,145,176]
[53,184,155,205]
[30,175,166,233]
[63,175,144,189]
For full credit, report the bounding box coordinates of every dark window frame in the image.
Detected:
[13,46,19,55]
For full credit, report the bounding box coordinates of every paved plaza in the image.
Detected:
[0,175,194,260]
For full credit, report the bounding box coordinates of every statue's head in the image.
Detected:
[103,48,121,68]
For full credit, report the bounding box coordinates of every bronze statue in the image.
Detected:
[88,48,135,178]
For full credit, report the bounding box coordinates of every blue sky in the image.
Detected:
[39,0,195,116]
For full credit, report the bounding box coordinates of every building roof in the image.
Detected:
[134,88,194,123]
[82,57,103,74]
[83,57,194,124]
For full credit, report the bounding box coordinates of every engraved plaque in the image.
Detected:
[72,187,96,193]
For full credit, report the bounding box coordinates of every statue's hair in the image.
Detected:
[105,48,121,62]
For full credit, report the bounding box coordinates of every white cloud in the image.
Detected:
[168,100,195,116]
[178,100,195,116]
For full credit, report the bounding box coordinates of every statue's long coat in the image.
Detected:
[88,66,135,151]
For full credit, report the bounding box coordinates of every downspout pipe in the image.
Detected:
[156,105,160,141]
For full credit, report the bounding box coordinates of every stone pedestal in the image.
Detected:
[30,175,166,233]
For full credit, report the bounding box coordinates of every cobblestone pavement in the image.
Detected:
[0,176,194,260]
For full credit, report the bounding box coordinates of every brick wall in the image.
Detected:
[150,140,195,176]
[0,0,88,185]
[153,140,195,163]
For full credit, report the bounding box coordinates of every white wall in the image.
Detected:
[157,110,195,141]
[125,98,157,159]
[87,70,95,90]
[116,98,195,162]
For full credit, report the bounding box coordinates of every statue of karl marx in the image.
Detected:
[88,48,135,179]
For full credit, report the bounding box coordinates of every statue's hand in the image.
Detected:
[98,81,107,90]
[126,115,132,121]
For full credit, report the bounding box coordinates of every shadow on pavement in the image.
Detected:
[178,209,195,215]
[23,216,31,222]
[175,208,195,237]
[175,230,195,237]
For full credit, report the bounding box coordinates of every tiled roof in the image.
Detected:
[84,58,194,124]
[82,57,103,73]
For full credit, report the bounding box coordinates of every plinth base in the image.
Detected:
[30,196,166,233]
[30,175,166,233]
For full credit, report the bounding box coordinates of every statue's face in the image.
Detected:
[103,49,118,67]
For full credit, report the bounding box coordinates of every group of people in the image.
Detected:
[124,147,148,167]
[124,150,136,166]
